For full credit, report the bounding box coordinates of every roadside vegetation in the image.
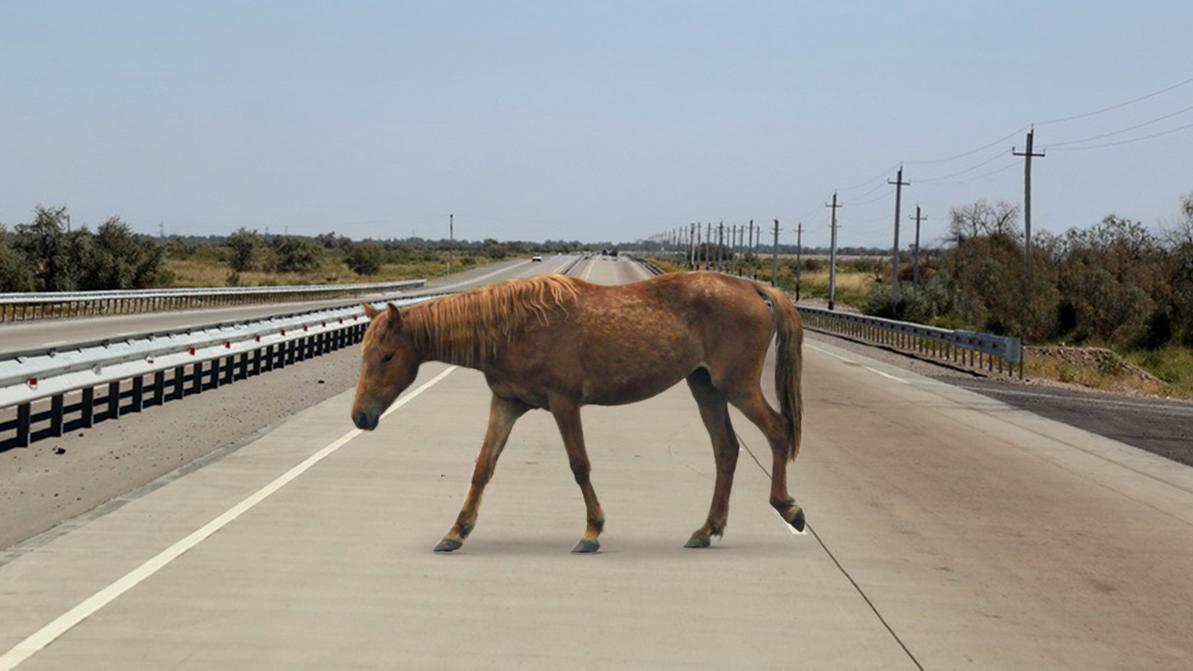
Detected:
[0,206,587,291]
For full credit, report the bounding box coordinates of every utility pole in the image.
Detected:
[448,213,454,273]
[705,222,713,270]
[734,224,742,275]
[728,224,736,275]
[745,220,754,279]
[716,222,724,272]
[910,205,927,289]
[888,166,910,313]
[733,225,740,275]
[826,192,842,310]
[689,222,697,268]
[1013,127,1045,279]
[795,222,803,301]
[770,219,780,287]
[750,219,758,279]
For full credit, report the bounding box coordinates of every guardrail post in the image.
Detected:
[130,376,145,412]
[172,366,186,400]
[153,370,166,406]
[50,394,65,437]
[15,403,32,447]
[81,387,95,428]
[236,353,248,381]
[106,381,121,419]
[190,362,205,394]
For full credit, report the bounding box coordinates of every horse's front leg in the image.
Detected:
[434,394,528,553]
[549,398,605,554]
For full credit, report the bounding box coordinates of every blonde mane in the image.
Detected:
[406,274,582,367]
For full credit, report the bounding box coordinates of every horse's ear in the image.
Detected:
[386,302,401,328]
[362,302,380,320]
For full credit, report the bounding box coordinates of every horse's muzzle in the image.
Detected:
[353,410,379,431]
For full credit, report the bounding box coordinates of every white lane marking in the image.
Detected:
[433,260,531,291]
[581,257,597,281]
[806,343,908,384]
[0,366,458,670]
[863,366,910,384]
[806,343,856,364]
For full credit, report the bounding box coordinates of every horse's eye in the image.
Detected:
[381,352,395,363]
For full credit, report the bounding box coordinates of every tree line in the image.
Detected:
[0,207,598,291]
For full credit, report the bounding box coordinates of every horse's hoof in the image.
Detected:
[433,538,462,553]
[787,507,806,533]
[571,539,600,554]
[684,534,710,549]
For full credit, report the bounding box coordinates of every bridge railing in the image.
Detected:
[0,291,453,450]
[796,305,1024,377]
[0,279,427,323]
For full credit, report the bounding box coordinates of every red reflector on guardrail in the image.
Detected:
[280,328,286,336]
[188,347,196,355]
[255,335,261,342]
[224,341,231,349]
[27,377,37,388]
[303,325,309,332]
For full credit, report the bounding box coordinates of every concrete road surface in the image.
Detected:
[0,256,564,354]
[2,257,1192,669]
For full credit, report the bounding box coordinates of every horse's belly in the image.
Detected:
[580,357,693,405]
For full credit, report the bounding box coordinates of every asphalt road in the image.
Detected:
[2,257,1192,668]
[944,377,1193,466]
[0,257,551,354]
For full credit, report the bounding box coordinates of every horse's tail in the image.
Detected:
[757,284,803,462]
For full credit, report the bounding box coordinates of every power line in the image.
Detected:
[1035,73,1193,125]
[906,126,1029,165]
[837,164,901,192]
[1049,118,1193,152]
[918,159,1021,185]
[1047,101,1193,147]
[917,149,1009,183]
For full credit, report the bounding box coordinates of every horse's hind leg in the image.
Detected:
[549,398,605,554]
[434,394,529,553]
[725,385,805,533]
[684,369,740,549]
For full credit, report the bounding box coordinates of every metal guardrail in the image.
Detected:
[0,279,427,323]
[796,305,1024,377]
[0,293,447,450]
[628,256,665,275]
[0,255,586,450]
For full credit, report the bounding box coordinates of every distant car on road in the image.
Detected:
[531,255,543,262]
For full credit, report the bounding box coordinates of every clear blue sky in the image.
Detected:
[2,1,1191,248]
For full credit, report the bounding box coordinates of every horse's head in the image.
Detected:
[351,302,420,430]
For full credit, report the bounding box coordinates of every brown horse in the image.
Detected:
[352,271,805,553]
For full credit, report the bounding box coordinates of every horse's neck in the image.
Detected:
[407,308,485,370]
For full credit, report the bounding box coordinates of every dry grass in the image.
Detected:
[1025,345,1193,400]
[166,253,493,288]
